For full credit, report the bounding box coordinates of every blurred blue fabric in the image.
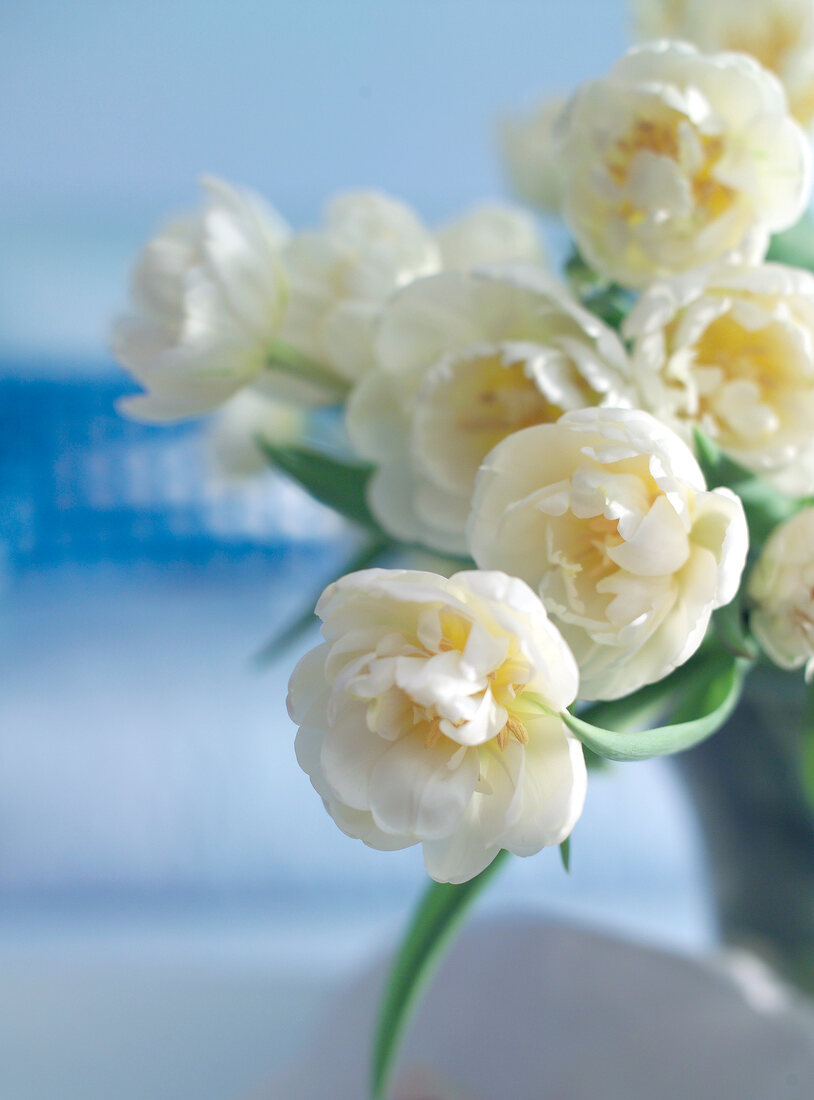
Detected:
[0,4,720,1096]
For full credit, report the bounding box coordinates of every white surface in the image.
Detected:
[273,919,814,1100]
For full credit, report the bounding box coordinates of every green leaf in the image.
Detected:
[563,647,749,762]
[767,213,814,272]
[559,836,571,873]
[564,249,633,329]
[370,851,510,1100]
[251,534,393,668]
[693,427,753,492]
[259,441,380,530]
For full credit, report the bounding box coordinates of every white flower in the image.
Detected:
[632,0,814,127]
[749,507,814,678]
[288,568,586,884]
[499,96,567,213]
[279,190,442,386]
[113,177,291,422]
[468,407,748,700]
[347,267,633,555]
[208,387,306,480]
[625,262,814,496]
[115,184,553,422]
[434,202,545,270]
[556,41,811,287]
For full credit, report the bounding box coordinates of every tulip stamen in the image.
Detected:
[424,718,443,748]
[496,713,529,751]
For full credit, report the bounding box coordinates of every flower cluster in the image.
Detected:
[113,30,814,885]
[114,184,543,421]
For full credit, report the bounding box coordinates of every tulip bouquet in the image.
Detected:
[112,10,814,1097]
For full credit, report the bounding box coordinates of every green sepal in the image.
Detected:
[563,646,750,762]
[370,851,510,1100]
[712,597,759,661]
[259,441,381,531]
[564,250,633,330]
[559,836,571,873]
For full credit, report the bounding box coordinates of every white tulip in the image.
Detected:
[347,267,633,555]
[625,262,814,496]
[499,95,567,213]
[113,177,292,422]
[288,568,586,884]
[556,41,811,287]
[749,507,814,679]
[435,202,545,270]
[468,407,748,701]
[279,190,442,386]
[632,0,814,127]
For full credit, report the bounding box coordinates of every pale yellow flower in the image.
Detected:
[625,262,814,496]
[434,202,545,270]
[749,507,814,678]
[557,41,811,287]
[347,267,633,555]
[499,96,567,213]
[113,178,291,422]
[279,190,441,386]
[288,568,585,883]
[469,408,748,700]
[632,0,814,126]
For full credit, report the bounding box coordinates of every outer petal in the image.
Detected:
[368,737,479,839]
[500,715,586,854]
[422,801,502,884]
[435,202,544,270]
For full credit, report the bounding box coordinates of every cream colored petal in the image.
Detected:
[369,736,479,839]
[501,715,586,854]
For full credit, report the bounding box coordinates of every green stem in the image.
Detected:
[264,340,352,404]
[370,850,510,1100]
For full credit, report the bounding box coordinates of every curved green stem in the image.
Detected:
[370,851,510,1100]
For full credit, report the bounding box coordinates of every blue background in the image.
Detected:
[0,4,718,1097]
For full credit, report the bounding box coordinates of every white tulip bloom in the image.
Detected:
[632,0,814,127]
[625,263,814,496]
[288,568,586,884]
[469,408,748,700]
[556,41,811,287]
[749,507,814,679]
[435,202,545,270]
[499,96,567,213]
[347,267,633,555]
[279,190,442,386]
[113,177,292,422]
